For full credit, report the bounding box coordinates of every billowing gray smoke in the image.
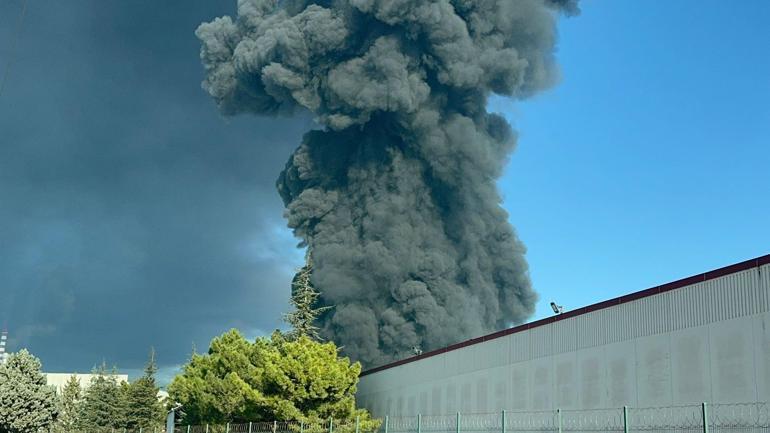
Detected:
[196,0,578,367]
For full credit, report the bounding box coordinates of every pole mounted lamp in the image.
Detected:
[167,403,184,433]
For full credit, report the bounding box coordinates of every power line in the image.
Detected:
[0,0,29,100]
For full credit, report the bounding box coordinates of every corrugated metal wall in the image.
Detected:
[357,263,770,416]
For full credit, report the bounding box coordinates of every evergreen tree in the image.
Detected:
[124,349,164,430]
[168,330,378,432]
[284,254,332,340]
[0,349,58,433]
[78,363,124,430]
[56,375,82,433]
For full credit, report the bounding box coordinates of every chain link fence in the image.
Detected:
[169,403,769,433]
[375,403,769,433]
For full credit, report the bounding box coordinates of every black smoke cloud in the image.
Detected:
[197,0,577,367]
[0,1,311,379]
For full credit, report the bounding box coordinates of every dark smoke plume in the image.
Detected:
[197,0,578,367]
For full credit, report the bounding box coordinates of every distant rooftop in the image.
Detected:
[45,372,129,393]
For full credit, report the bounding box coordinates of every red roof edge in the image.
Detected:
[361,253,770,377]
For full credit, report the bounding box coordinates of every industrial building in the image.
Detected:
[0,330,130,394]
[45,372,129,394]
[356,254,770,417]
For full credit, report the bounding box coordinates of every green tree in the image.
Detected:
[284,254,332,341]
[0,349,58,433]
[168,330,378,431]
[56,375,82,433]
[124,349,164,430]
[78,363,125,430]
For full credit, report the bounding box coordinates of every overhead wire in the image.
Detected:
[0,0,29,100]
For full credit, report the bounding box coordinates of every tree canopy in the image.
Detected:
[123,349,165,430]
[168,330,377,430]
[0,349,58,433]
[77,363,126,430]
[284,255,331,341]
[56,375,82,433]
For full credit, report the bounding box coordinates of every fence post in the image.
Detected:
[623,406,629,433]
[501,410,506,433]
[702,402,709,433]
[227,423,230,433]
[249,422,253,433]
[205,425,209,433]
[456,412,461,433]
[274,421,278,433]
[329,417,334,433]
[141,427,144,433]
[417,414,422,433]
[300,421,304,433]
[187,425,191,433]
[356,416,361,433]
[385,416,389,433]
[557,408,562,433]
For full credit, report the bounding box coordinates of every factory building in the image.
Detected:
[45,372,129,394]
[356,254,770,417]
[0,330,131,394]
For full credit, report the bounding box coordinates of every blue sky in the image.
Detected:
[496,0,770,321]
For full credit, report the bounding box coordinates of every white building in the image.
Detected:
[357,254,770,417]
[45,373,129,394]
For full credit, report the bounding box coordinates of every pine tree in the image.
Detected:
[124,349,164,430]
[0,349,58,433]
[283,254,332,341]
[168,329,379,431]
[78,363,124,430]
[56,375,82,433]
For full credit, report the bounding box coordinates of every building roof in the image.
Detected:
[45,373,129,393]
[361,253,770,376]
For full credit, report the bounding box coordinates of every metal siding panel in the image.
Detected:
[509,332,530,364]
[457,344,476,374]
[762,264,770,311]
[444,346,461,377]
[530,323,553,359]
[575,311,606,350]
[608,302,634,344]
[553,319,577,354]
[475,337,509,371]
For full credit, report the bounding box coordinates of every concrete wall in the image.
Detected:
[357,262,770,416]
